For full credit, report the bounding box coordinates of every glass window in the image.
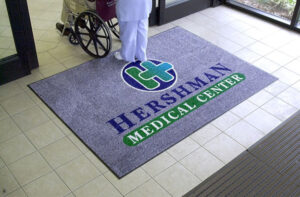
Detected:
[230,0,297,22]
[0,0,17,59]
[297,9,300,27]
[166,0,189,7]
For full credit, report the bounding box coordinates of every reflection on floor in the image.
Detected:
[1,0,300,197]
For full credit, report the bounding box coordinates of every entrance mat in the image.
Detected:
[29,27,277,178]
[184,111,300,197]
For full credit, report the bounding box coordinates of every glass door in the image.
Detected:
[226,0,300,32]
[0,1,17,59]
[166,0,189,6]
[298,12,300,27]
[158,0,213,25]
[228,0,297,23]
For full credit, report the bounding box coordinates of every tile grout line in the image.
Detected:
[178,137,227,180]
[0,154,28,197]
[231,102,280,134]
[0,95,75,196]
[80,154,125,196]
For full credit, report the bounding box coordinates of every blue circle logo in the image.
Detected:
[121,60,177,92]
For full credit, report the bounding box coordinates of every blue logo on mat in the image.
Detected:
[121,60,177,92]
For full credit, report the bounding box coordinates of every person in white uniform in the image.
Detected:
[114,0,152,62]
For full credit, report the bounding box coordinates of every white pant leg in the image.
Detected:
[61,0,71,24]
[119,21,138,62]
[136,19,149,61]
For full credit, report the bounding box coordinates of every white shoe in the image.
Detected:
[114,52,123,61]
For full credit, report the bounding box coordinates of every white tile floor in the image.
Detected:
[1,1,300,196]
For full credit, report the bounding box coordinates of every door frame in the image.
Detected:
[157,0,215,25]
[0,0,39,85]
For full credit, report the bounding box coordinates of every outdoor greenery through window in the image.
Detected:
[233,0,297,21]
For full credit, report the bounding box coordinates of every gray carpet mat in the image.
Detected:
[29,27,277,178]
[184,111,300,197]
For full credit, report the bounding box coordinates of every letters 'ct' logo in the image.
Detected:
[121,60,177,92]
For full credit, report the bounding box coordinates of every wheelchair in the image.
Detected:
[64,0,119,58]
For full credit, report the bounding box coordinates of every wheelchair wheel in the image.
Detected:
[74,10,112,58]
[107,18,120,39]
[69,32,79,45]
